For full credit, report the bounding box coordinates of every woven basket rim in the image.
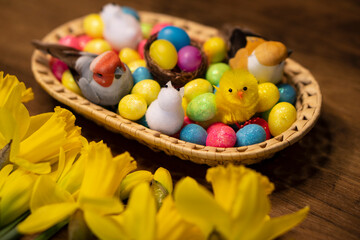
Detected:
[31,11,322,166]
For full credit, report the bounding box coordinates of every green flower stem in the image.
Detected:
[34,220,68,240]
[0,210,29,239]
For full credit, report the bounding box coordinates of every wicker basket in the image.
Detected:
[31,11,322,166]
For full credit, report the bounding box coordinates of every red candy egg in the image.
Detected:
[50,57,68,81]
[206,124,236,147]
[77,35,92,50]
[137,39,147,59]
[59,35,80,50]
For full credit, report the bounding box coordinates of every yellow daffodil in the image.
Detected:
[174,164,309,240]
[0,71,34,105]
[17,141,136,236]
[0,165,38,227]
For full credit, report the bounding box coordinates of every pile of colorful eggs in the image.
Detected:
[50,4,298,148]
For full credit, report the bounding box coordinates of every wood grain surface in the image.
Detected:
[0,0,359,239]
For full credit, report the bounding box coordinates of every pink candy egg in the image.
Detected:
[206,124,236,147]
[177,46,202,72]
[50,58,68,81]
[77,35,93,50]
[59,35,80,50]
[137,39,147,59]
[150,22,171,35]
[207,122,227,134]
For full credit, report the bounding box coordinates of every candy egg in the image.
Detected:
[268,102,297,136]
[150,22,171,35]
[206,124,236,148]
[241,117,271,140]
[137,39,147,59]
[50,58,68,81]
[206,63,230,86]
[186,93,217,122]
[77,35,92,50]
[61,70,82,95]
[132,67,153,84]
[157,26,190,51]
[203,37,227,63]
[141,22,153,39]
[207,122,227,134]
[257,82,280,112]
[182,97,188,115]
[131,79,161,105]
[119,48,141,65]
[136,115,149,128]
[83,39,112,54]
[184,78,213,102]
[83,14,104,38]
[59,35,80,50]
[278,83,297,105]
[149,39,178,70]
[236,124,266,146]
[121,6,140,21]
[180,124,208,145]
[177,46,202,72]
[118,94,147,121]
[127,59,146,73]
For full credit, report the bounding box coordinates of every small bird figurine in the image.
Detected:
[227,28,290,84]
[33,40,133,106]
[100,3,142,50]
[145,81,185,135]
[214,69,259,124]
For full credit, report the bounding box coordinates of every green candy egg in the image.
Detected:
[206,63,231,86]
[187,93,217,122]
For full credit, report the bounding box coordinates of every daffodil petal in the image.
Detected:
[57,152,85,194]
[0,164,13,189]
[84,210,128,240]
[253,206,310,240]
[154,167,173,194]
[117,182,156,240]
[79,196,124,215]
[156,196,205,240]
[0,72,33,104]
[0,169,37,227]
[30,175,74,212]
[22,112,53,140]
[174,177,231,238]
[13,157,51,174]
[79,142,136,199]
[119,170,153,200]
[17,202,77,234]
[231,171,270,237]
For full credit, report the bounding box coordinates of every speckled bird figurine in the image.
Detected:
[33,40,133,106]
[145,81,185,135]
[214,69,259,124]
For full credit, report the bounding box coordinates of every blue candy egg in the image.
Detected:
[180,124,207,145]
[157,26,191,51]
[136,115,149,128]
[122,6,140,21]
[132,67,153,84]
[278,84,296,105]
[236,124,266,147]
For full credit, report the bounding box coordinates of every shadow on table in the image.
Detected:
[250,114,333,191]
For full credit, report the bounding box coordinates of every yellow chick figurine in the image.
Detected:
[214,69,259,124]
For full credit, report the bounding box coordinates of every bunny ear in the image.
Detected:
[179,87,185,97]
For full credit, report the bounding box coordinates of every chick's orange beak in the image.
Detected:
[237,91,243,99]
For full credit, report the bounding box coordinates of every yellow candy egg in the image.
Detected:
[257,82,280,112]
[182,97,188,115]
[268,102,297,136]
[83,14,104,38]
[127,59,146,73]
[131,79,161,105]
[118,94,147,121]
[119,48,141,65]
[203,37,227,63]
[83,39,112,54]
[184,78,213,102]
[61,70,82,95]
[149,39,178,70]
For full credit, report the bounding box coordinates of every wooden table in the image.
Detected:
[1,0,359,239]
